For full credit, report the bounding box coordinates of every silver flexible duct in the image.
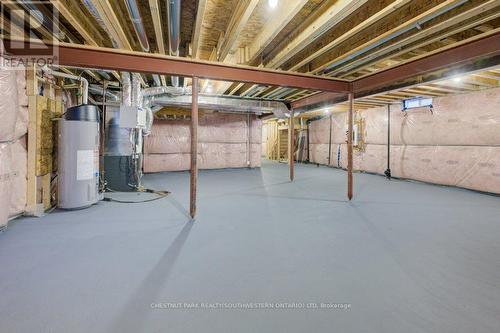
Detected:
[124,0,150,52]
[88,85,120,102]
[167,0,181,87]
[131,73,142,107]
[82,0,118,48]
[121,72,132,107]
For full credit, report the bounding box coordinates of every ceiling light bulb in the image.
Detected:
[269,0,278,9]
[453,77,461,82]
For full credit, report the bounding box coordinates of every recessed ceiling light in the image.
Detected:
[453,77,462,82]
[269,0,278,9]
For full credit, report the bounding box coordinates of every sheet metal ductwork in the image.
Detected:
[153,95,288,118]
[167,0,181,87]
[124,0,150,52]
[82,0,118,48]
[88,85,120,102]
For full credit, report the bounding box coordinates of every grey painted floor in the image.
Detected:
[1,160,500,333]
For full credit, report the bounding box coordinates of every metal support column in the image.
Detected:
[190,77,199,219]
[347,93,354,200]
[289,109,295,181]
[384,104,392,179]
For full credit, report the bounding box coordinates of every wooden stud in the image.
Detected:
[190,77,199,219]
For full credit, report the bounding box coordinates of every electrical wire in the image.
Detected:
[103,187,170,204]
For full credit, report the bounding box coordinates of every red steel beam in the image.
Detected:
[291,91,347,110]
[2,40,350,93]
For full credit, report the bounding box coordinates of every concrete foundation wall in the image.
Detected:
[308,87,500,194]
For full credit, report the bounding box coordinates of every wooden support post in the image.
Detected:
[289,109,295,181]
[347,93,354,200]
[190,77,199,219]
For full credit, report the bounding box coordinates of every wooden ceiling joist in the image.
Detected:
[50,0,98,46]
[217,0,259,62]
[265,0,369,70]
[245,0,308,65]
[333,0,500,77]
[191,0,207,59]
[314,0,467,74]
[86,0,132,50]
[289,0,413,71]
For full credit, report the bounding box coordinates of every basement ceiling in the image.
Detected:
[2,0,499,112]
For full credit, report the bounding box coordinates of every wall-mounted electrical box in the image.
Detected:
[119,105,146,129]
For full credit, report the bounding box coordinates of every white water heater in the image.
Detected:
[58,105,100,209]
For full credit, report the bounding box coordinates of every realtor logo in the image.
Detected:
[0,1,60,69]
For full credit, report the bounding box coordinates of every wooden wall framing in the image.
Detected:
[25,66,64,216]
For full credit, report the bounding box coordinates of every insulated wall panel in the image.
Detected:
[144,113,262,172]
[0,144,12,228]
[308,87,500,194]
[9,138,27,217]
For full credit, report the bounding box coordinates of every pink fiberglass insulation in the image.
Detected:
[9,137,27,217]
[14,69,29,138]
[0,144,12,228]
[0,66,19,143]
[143,144,261,173]
[14,106,28,139]
[16,69,28,107]
[144,113,262,172]
[308,87,500,194]
[361,89,500,146]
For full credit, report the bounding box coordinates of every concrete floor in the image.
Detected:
[1,160,500,333]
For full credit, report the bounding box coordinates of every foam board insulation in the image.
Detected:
[144,113,262,172]
[308,87,500,194]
